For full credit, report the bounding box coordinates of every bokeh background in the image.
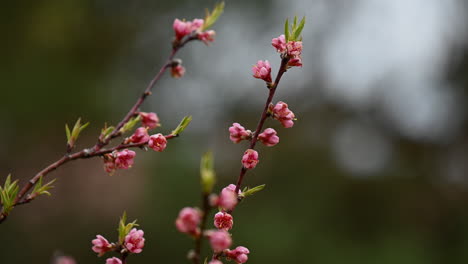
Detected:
[2,0,468,263]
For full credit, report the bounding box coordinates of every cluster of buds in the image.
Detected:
[91,214,145,264]
[173,18,215,45]
[268,101,296,128]
[103,112,169,175]
[272,34,303,67]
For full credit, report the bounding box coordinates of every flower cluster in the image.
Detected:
[269,101,296,128]
[173,18,216,45]
[102,112,169,174]
[272,34,303,67]
[91,227,145,264]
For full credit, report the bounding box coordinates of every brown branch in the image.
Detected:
[192,192,211,264]
[234,57,290,194]
[0,34,199,224]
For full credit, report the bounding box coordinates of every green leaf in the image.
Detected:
[284,18,290,41]
[241,184,266,197]
[65,124,71,142]
[171,116,192,136]
[120,115,141,134]
[32,177,57,197]
[118,211,139,244]
[0,174,19,215]
[293,16,305,41]
[202,1,225,31]
[200,152,216,194]
[101,125,115,140]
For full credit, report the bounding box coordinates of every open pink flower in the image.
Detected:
[214,212,233,230]
[271,101,295,128]
[206,230,232,252]
[218,184,239,211]
[226,246,250,264]
[171,65,186,78]
[176,207,201,235]
[128,127,149,144]
[229,123,251,143]
[173,19,193,40]
[272,34,286,53]
[258,128,279,147]
[91,235,112,256]
[197,30,216,45]
[148,133,167,152]
[124,228,145,254]
[139,112,160,129]
[241,149,259,169]
[106,257,122,264]
[252,60,272,83]
[115,149,136,169]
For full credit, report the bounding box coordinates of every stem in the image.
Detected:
[1,36,198,224]
[234,57,290,194]
[193,192,211,264]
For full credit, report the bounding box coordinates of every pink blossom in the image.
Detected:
[286,41,302,57]
[54,256,76,264]
[124,228,145,254]
[173,19,193,40]
[139,112,160,129]
[171,65,186,78]
[148,133,167,152]
[287,57,302,67]
[226,246,250,264]
[214,212,233,230]
[175,207,202,235]
[103,155,116,174]
[115,149,136,169]
[197,30,216,45]
[191,19,204,31]
[241,149,259,169]
[106,257,122,264]
[207,230,232,252]
[209,261,223,264]
[271,34,286,53]
[128,127,149,144]
[91,235,112,256]
[228,123,251,143]
[271,101,296,128]
[258,128,279,147]
[218,184,239,211]
[252,60,272,83]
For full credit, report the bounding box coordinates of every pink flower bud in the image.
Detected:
[286,41,303,57]
[148,133,167,152]
[128,127,150,144]
[258,128,279,147]
[209,261,223,264]
[91,235,112,256]
[271,101,296,128]
[171,65,186,78]
[54,256,76,264]
[226,246,250,264]
[106,257,122,264]
[218,184,239,211]
[206,230,232,252]
[115,149,136,169]
[139,112,160,129]
[272,34,286,53]
[176,207,202,235]
[241,149,259,169]
[173,19,192,40]
[287,56,302,67]
[214,212,234,230]
[191,19,204,31]
[124,228,145,254]
[197,30,216,45]
[228,123,251,143]
[103,154,116,175]
[252,60,272,83]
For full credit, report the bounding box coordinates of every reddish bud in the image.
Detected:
[139,112,160,129]
[176,207,202,235]
[206,230,232,252]
[241,149,259,169]
[226,246,250,264]
[258,128,279,147]
[148,133,167,152]
[171,65,186,78]
[128,127,150,144]
[91,235,112,256]
[124,228,145,254]
[115,149,136,169]
[271,101,295,128]
[272,34,287,53]
[106,257,122,264]
[214,212,234,231]
[228,123,251,143]
[252,60,272,83]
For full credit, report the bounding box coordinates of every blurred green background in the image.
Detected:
[2,0,468,263]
